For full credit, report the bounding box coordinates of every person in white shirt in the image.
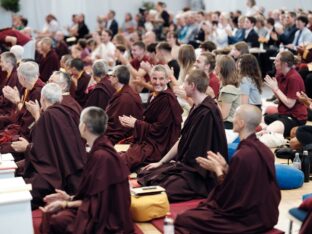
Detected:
[91,29,116,69]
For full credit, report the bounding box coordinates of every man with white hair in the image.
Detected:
[37,37,60,82]
[10,45,24,64]
[0,52,23,127]
[0,61,44,154]
[11,83,85,209]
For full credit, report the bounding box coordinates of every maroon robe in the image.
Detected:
[61,95,82,125]
[300,210,312,234]
[106,84,143,145]
[41,135,134,234]
[175,134,281,234]
[0,68,23,128]
[84,76,115,109]
[23,103,85,209]
[55,41,69,59]
[0,28,31,46]
[138,96,228,202]
[70,71,91,107]
[0,79,44,154]
[121,89,183,171]
[38,49,60,82]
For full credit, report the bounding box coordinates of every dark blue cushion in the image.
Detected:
[233,137,240,144]
[289,207,308,221]
[228,143,239,161]
[303,193,312,200]
[275,164,304,190]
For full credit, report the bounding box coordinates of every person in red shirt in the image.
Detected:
[194,52,220,98]
[264,50,307,137]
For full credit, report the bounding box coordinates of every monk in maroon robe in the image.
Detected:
[84,60,115,109]
[37,37,60,82]
[106,65,143,144]
[0,62,44,155]
[175,104,281,234]
[68,58,91,107]
[0,52,23,128]
[120,65,183,171]
[40,107,134,234]
[47,70,83,124]
[12,83,85,209]
[138,69,228,202]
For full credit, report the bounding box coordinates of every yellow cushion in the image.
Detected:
[130,192,169,222]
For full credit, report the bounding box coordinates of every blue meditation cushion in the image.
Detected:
[228,143,239,161]
[302,193,312,200]
[233,137,240,144]
[275,164,304,190]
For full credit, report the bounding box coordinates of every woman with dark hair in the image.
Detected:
[216,55,240,129]
[238,54,262,109]
[166,31,180,60]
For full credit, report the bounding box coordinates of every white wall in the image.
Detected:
[1,0,311,33]
[1,0,188,32]
[204,0,312,14]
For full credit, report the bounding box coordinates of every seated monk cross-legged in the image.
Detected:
[138,69,228,202]
[40,107,134,234]
[105,65,143,145]
[119,64,183,172]
[174,104,281,234]
[11,83,85,209]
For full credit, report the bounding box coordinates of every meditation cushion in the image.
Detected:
[265,106,278,115]
[130,192,169,222]
[275,164,304,189]
[228,143,239,161]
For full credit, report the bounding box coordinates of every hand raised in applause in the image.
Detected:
[140,61,152,73]
[196,151,228,176]
[264,75,278,91]
[2,86,20,105]
[11,137,29,153]
[25,100,41,121]
[296,91,312,108]
[119,115,137,128]
[43,189,71,204]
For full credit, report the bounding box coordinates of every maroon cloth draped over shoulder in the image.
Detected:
[24,103,85,208]
[0,28,31,46]
[138,96,228,202]
[175,134,281,234]
[42,135,134,234]
[0,79,44,154]
[38,49,60,82]
[70,71,91,107]
[106,84,143,145]
[121,89,183,171]
[61,95,82,125]
[84,77,115,109]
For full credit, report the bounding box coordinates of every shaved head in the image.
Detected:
[235,104,262,131]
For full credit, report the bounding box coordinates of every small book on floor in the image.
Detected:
[131,186,165,196]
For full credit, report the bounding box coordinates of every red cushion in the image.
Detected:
[151,199,205,232]
[130,179,141,188]
[299,197,312,211]
[32,209,43,234]
[265,228,285,234]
